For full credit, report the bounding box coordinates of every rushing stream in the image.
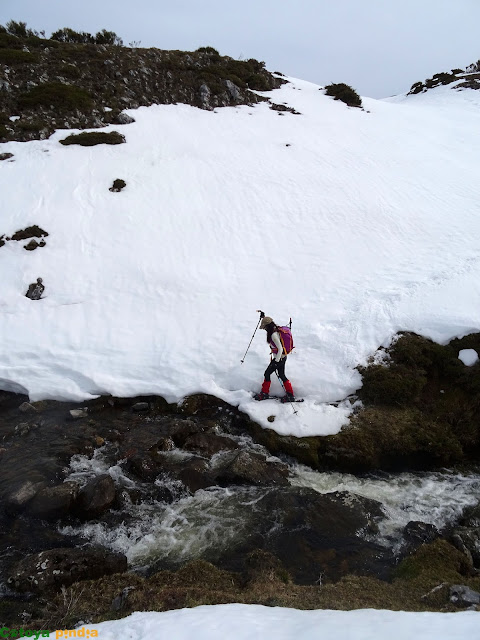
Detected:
[292,466,480,547]
[61,446,480,569]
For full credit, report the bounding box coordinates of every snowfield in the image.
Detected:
[46,604,480,640]
[1,77,480,436]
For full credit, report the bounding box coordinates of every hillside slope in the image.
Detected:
[1,77,480,436]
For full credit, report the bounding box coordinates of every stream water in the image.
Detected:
[60,446,480,569]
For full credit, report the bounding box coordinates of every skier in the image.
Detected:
[25,277,44,300]
[256,315,295,402]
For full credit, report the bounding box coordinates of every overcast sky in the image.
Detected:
[1,0,479,98]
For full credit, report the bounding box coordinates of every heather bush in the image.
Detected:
[18,82,92,111]
[60,131,125,146]
[109,178,126,192]
[0,48,37,64]
[325,83,362,107]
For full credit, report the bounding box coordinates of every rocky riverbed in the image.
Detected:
[1,383,480,628]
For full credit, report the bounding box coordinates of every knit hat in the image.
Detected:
[260,316,273,329]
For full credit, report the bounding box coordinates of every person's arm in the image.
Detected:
[271,331,283,362]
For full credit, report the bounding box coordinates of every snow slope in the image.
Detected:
[1,78,480,436]
[46,604,479,640]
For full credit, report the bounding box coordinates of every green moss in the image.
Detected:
[18,82,92,111]
[358,363,427,406]
[59,131,125,146]
[394,540,472,586]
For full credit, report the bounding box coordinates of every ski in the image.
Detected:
[253,394,304,403]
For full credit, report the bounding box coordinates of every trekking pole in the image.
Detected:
[240,310,265,364]
[275,370,298,416]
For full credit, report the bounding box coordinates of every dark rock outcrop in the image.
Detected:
[213,450,289,487]
[214,486,389,584]
[76,474,116,517]
[8,546,127,592]
[0,37,284,142]
[28,481,79,519]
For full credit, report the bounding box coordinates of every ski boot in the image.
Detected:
[254,380,271,401]
[280,380,295,403]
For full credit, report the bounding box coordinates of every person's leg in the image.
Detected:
[277,357,287,382]
[264,359,278,382]
[259,359,278,397]
[277,357,295,398]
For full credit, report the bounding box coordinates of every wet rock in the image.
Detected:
[5,478,46,512]
[14,422,32,436]
[8,546,127,593]
[179,393,233,418]
[69,408,88,420]
[19,402,38,413]
[460,502,480,528]
[214,450,289,487]
[238,420,320,468]
[403,521,439,549]
[132,402,149,412]
[183,432,239,457]
[450,584,480,607]
[177,457,214,492]
[214,487,389,584]
[77,474,116,517]
[126,454,166,481]
[156,436,175,451]
[451,528,480,567]
[28,481,79,519]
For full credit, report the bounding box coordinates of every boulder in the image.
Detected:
[450,584,480,607]
[225,79,240,100]
[69,408,88,420]
[403,521,439,550]
[76,474,116,517]
[18,402,38,413]
[112,112,135,125]
[132,402,149,412]
[214,450,289,487]
[8,546,127,593]
[177,458,214,493]
[451,528,480,567]
[182,432,239,457]
[125,454,166,481]
[214,487,389,584]
[5,478,46,512]
[28,481,79,519]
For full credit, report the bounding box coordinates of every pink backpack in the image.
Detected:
[271,326,294,355]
